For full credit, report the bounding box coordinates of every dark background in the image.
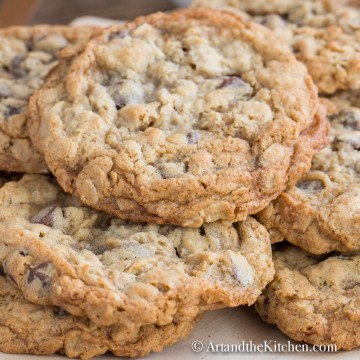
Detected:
[0,0,178,27]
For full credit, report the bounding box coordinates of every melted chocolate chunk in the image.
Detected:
[343,281,360,291]
[280,13,290,21]
[296,179,325,193]
[109,30,129,41]
[95,215,113,231]
[10,56,26,78]
[27,262,51,287]
[4,106,21,119]
[336,110,360,131]
[30,205,59,227]
[218,76,247,89]
[53,307,69,317]
[0,265,5,276]
[332,137,360,151]
[351,139,360,151]
[186,131,200,145]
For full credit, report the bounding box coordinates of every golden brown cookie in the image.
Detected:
[0,276,199,358]
[0,25,94,173]
[258,92,360,254]
[192,0,360,94]
[0,175,274,328]
[29,8,326,227]
[256,244,360,350]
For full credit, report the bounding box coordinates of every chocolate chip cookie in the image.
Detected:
[0,26,94,173]
[0,174,274,328]
[0,276,199,358]
[29,8,326,227]
[256,244,360,350]
[192,0,360,94]
[258,92,360,254]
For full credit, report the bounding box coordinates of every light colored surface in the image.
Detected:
[0,307,359,359]
[70,16,123,27]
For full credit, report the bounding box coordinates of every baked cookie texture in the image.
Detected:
[192,0,360,94]
[0,175,274,328]
[0,276,199,359]
[0,25,94,173]
[258,92,360,254]
[256,244,360,350]
[29,8,327,227]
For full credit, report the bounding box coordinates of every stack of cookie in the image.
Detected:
[0,3,356,359]
[192,0,360,351]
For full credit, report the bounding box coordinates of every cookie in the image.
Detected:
[0,26,94,173]
[0,276,199,359]
[256,244,360,350]
[258,92,360,254]
[192,0,353,26]
[192,0,360,94]
[28,8,326,227]
[0,174,274,328]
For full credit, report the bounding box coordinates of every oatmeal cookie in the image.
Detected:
[0,276,199,359]
[192,0,360,94]
[258,92,360,254]
[256,244,360,350]
[0,26,94,173]
[29,8,325,226]
[0,175,274,328]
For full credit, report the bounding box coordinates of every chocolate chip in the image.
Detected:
[4,106,21,119]
[332,138,360,151]
[108,81,144,110]
[280,13,290,21]
[109,30,129,41]
[199,227,206,236]
[336,110,360,131]
[10,56,26,78]
[90,244,108,256]
[343,281,360,290]
[0,265,5,276]
[25,41,33,52]
[94,215,113,231]
[53,307,69,317]
[30,205,59,227]
[27,262,51,287]
[296,179,325,193]
[186,131,200,145]
[350,139,360,151]
[218,76,247,89]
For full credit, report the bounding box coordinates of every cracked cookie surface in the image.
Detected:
[258,92,360,254]
[256,244,360,350]
[0,175,274,328]
[192,0,360,94]
[0,26,94,173]
[28,8,324,227]
[0,276,199,359]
